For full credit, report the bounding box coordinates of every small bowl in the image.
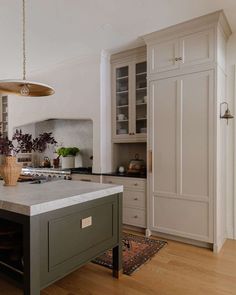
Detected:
[118,129,128,134]
[140,127,147,133]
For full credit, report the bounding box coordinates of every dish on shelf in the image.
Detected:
[136,99,144,104]
[117,129,128,135]
[140,127,147,133]
[117,114,125,120]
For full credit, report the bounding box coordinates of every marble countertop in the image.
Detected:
[0,180,123,216]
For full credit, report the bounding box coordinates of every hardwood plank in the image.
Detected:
[1,236,236,295]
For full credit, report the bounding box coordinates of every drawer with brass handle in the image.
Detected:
[123,190,146,209]
[123,208,146,228]
[103,176,146,190]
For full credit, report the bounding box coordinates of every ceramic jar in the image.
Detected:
[0,156,22,186]
[61,156,75,169]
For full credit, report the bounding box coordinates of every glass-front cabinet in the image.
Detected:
[111,47,147,142]
[0,96,8,137]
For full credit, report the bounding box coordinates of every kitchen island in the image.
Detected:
[0,180,123,295]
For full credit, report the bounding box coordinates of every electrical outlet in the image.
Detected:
[81,216,92,229]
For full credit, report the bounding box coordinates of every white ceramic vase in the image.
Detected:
[61,156,75,169]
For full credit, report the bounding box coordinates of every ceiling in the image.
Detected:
[0,0,236,79]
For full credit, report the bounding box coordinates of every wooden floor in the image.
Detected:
[1,236,236,295]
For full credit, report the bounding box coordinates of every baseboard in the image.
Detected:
[226,227,235,240]
[122,226,214,250]
[123,224,145,234]
[213,234,227,253]
[149,230,213,250]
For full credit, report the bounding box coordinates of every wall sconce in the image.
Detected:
[220,102,234,125]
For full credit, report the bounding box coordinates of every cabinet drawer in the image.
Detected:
[103,176,146,190]
[123,190,146,209]
[72,174,101,183]
[123,208,146,228]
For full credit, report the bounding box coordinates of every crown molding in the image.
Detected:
[142,10,232,44]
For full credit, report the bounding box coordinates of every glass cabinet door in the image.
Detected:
[135,61,147,135]
[115,65,129,137]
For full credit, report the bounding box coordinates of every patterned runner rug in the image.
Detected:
[93,232,167,275]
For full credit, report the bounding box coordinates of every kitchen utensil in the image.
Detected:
[42,157,51,168]
[127,154,146,174]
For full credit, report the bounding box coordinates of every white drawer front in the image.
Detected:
[72,174,101,183]
[103,176,146,190]
[123,190,146,209]
[123,208,146,228]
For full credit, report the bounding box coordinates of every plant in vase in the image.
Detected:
[57,147,80,169]
[0,130,57,186]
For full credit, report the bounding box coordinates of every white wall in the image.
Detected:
[226,32,236,239]
[8,53,111,173]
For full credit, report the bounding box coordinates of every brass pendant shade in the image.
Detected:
[0,80,55,97]
[220,102,234,125]
[0,0,55,97]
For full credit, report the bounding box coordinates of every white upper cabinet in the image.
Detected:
[111,47,147,143]
[148,29,214,75]
[180,29,214,68]
[149,39,179,74]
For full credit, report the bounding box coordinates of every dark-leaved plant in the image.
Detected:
[0,129,57,156]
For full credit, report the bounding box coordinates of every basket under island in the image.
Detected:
[0,180,123,295]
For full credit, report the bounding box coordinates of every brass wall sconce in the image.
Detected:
[220,102,234,125]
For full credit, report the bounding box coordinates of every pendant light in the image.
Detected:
[0,0,55,97]
[220,102,234,125]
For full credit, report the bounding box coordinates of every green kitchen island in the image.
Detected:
[0,180,123,295]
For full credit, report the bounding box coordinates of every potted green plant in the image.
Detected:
[57,147,80,169]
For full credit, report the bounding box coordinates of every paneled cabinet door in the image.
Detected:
[179,29,214,68]
[149,70,214,243]
[149,39,179,74]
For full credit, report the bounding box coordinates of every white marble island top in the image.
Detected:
[0,180,123,216]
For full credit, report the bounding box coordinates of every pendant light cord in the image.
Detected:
[22,0,26,81]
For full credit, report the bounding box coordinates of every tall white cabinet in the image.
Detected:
[143,11,231,251]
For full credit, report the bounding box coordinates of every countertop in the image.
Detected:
[0,180,123,216]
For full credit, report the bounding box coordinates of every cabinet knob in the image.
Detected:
[108,181,113,184]
[133,215,138,219]
[134,198,138,201]
[134,183,138,186]
[175,57,183,61]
